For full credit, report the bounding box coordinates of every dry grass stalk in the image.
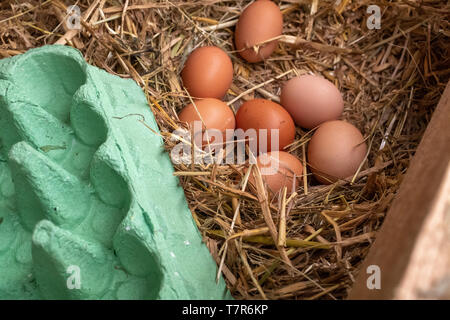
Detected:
[1,0,449,300]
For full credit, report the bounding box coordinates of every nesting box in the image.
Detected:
[349,81,450,299]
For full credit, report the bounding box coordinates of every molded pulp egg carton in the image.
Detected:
[0,45,230,300]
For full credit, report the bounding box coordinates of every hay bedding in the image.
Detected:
[1,0,449,300]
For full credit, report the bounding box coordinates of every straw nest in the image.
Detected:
[1,0,449,300]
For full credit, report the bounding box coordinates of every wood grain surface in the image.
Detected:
[348,81,450,299]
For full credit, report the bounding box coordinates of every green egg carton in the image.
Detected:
[0,45,230,300]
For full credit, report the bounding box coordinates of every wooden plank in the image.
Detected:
[348,81,450,299]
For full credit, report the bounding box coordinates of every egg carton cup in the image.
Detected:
[0,45,230,299]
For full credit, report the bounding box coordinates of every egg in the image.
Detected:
[178,98,235,145]
[307,120,367,184]
[280,75,344,129]
[252,151,303,196]
[235,0,283,63]
[235,99,295,154]
[181,46,233,99]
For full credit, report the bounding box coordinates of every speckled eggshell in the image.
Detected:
[181,46,233,99]
[234,0,283,63]
[280,75,344,129]
[307,120,367,184]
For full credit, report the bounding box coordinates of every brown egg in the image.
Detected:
[178,98,235,146]
[280,75,344,129]
[235,99,295,154]
[307,120,367,184]
[235,0,283,63]
[181,46,233,99]
[252,151,303,196]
